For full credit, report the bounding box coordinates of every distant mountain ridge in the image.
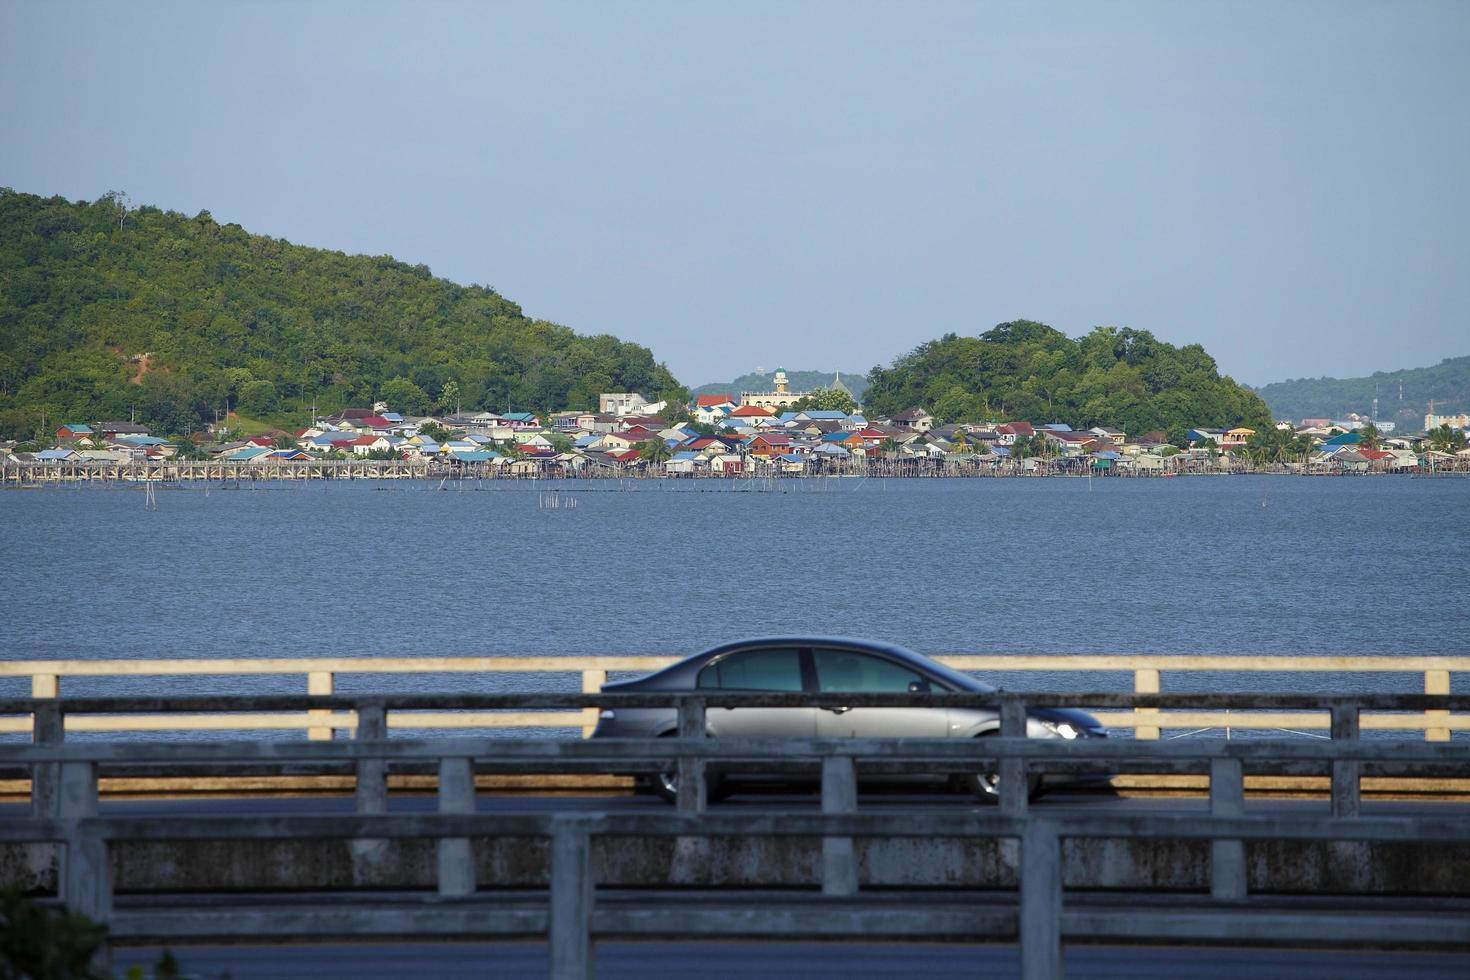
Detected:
[690,370,868,402]
[1254,355,1470,427]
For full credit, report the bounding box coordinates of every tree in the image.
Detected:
[417,421,453,442]
[272,432,297,450]
[789,388,858,415]
[638,438,672,464]
[437,379,461,415]
[380,377,430,416]
[1357,421,1381,450]
[1427,424,1467,453]
[1243,426,1313,465]
[237,380,279,416]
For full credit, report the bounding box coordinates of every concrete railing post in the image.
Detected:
[821,755,858,896]
[1020,821,1062,980]
[1425,670,1450,742]
[1134,668,1160,740]
[1331,702,1360,818]
[437,757,476,896]
[354,703,387,814]
[1000,696,1029,817]
[1209,757,1246,901]
[676,696,707,815]
[31,701,62,819]
[549,816,595,980]
[581,669,607,739]
[59,760,112,928]
[307,671,334,740]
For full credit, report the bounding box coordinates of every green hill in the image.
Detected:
[0,189,685,439]
[862,320,1270,441]
[690,370,868,403]
[1254,356,1470,429]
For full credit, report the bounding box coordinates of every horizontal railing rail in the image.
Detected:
[5,653,1464,740]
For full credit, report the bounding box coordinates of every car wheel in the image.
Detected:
[963,732,1043,804]
[649,734,727,805]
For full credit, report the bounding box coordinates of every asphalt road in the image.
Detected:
[109,940,1470,980]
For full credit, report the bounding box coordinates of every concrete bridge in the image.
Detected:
[3,686,1468,979]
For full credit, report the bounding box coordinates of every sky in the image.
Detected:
[2,1,1467,389]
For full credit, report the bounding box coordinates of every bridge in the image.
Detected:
[2,669,1470,975]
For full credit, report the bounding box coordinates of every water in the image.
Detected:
[1,476,1466,702]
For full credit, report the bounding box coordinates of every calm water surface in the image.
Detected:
[2,476,1466,701]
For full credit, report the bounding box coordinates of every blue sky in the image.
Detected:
[3,1,1466,388]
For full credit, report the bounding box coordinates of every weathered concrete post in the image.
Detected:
[1209,757,1246,900]
[31,700,62,819]
[1020,821,1062,980]
[1330,702,1360,818]
[1000,696,1029,817]
[307,671,334,741]
[59,760,111,938]
[354,703,387,814]
[352,703,389,883]
[676,696,707,815]
[437,756,476,896]
[549,815,595,980]
[821,755,858,896]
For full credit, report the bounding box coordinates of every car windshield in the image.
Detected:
[697,648,803,690]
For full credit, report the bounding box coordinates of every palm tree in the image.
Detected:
[1358,422,1381,450]
[1427,424,1467,453]
[638,439,672,465]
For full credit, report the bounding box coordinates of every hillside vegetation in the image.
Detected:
[690,369,868,402]
[1254,355,1470,428]
[0,189,684,438]
[863,320,1270,441]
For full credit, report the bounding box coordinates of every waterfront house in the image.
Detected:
[350,435,391,456]
[711,453,744,474]
[1088,426,1127,447]
[1220,428,1256,450]
[993,421,1034,445]
[56,423,93,440]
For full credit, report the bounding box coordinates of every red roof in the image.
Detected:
[751,433,791,445]
[1359,449,1393,460]
[610,449,641,462]
[996,421,1034,436]
[685,437,721,450]
[350,435,382,445]
[696,394,735,407]
[730,405,773,417]
[361,416,393,428]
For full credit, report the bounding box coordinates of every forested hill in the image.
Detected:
[0,189,685,438]
[1253,355,1470,428]
[690,370,868,402]
[863,320,1270,441]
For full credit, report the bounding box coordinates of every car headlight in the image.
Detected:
[1039,720,1080,739]
[599,709,616,720]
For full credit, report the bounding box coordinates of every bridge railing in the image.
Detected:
[2,729,1468,979]
[3,654,1466,739]
[7,691,1470,821]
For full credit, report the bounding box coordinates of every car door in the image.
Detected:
[811,648,948,737]
[697,646,816,737]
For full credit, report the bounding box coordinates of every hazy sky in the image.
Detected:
[3,1,1466,387]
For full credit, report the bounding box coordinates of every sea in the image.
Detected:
[2,476,1467,710]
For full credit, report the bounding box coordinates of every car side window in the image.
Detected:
[813,649,929,693]
[697,648,803,691]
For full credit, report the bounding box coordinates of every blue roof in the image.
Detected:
[671,451,699,461]
[60,423,92,433]
[1041,423,1072,431]
[502,412,537,422]
[820,432,851,442]
[777,453,804,462]
[116,435,167,446]
[450,450,497,461]
[574,435,599,448]
[36,449,75,460]
[1093,450,1122,460]
[801,410,849,420]
[812,444,850,456]
[775,412,800,423]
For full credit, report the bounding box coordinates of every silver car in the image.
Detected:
[590,636,1107,802]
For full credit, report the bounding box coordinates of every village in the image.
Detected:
[6,370,1470,481]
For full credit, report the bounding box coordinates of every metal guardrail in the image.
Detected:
[3,723,1468,980]
[3,654,1468,740]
